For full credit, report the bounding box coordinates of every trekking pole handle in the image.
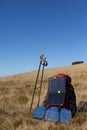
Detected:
[43,60,48,66]
[40,54,44,63]
[43,56,48,66]
[40,55,48,66]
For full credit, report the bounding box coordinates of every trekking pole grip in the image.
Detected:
[43,56,48,66]
[40,54,44,63]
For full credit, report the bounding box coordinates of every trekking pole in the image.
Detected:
[37,57,48,107]
[29,54,44,112]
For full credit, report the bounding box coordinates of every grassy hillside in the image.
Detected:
[0,63,87,130]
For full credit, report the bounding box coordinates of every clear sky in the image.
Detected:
[0,0,87,77]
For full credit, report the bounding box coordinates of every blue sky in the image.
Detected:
[0,0,87,77]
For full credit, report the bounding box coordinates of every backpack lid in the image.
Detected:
[48,76,66,93]
[56,73,71,83]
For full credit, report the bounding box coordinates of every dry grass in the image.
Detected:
[0,63,87,130]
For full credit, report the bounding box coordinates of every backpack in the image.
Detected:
[43,73,77,117]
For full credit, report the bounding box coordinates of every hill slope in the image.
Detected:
[0,63,87,130]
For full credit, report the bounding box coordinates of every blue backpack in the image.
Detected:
[32,75,76,123]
